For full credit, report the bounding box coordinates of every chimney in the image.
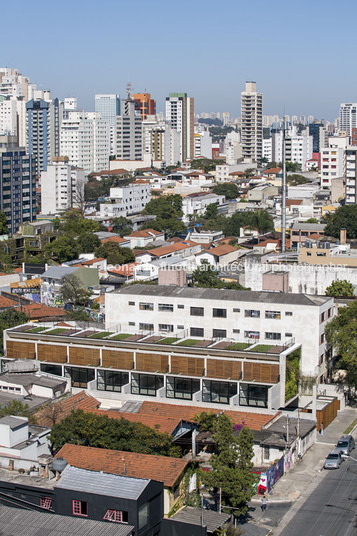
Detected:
[340,228,347,245]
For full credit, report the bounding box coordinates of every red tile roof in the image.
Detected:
[201,244,237,257]
[101,236,130,244]
[126,229,163,238]
[147,241,198,258]
[264,168,282,174]
[79,258,105,266]
[35,391,99,427]
[22,302,66,320]
[56,444,188,488]
[0,296,17,308]
[107,263,139,276]
[286,200,303,207]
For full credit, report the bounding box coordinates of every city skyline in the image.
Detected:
[4,0,357,120]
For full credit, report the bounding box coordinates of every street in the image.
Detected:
[278,456,357,536]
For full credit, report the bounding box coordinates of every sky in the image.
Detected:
[3,0,357,120]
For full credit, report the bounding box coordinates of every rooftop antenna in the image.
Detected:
[122,457,127,475]
[281,110,287,254]
[126,82,132,100]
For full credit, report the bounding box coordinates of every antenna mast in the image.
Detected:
[281,117,287,254]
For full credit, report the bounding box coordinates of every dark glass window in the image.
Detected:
[265,332,281,340]
[245,309,260,318]
[190,327,204,337]
[202,380,237,404]
[213,329,227,338]
[139,302,154,311]
[131,373,164,396]
[40,364,63,376]
[239,384,268,408]
[97,370,129,392]
[65,367,95,388]
[158,303,174,312]
[166,377,200,400]
[213,308,227,318]
[190,307,204,316]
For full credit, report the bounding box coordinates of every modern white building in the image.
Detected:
[345,146,357,204]
[339,102,357,136]
[194,130,212,159]
[285,132,313,171]
[40,156,86,215]
[105,284,334,379]
[320,137,348,190]
[182,192,226,222]
[116,98,143,161]
[99,183,151,219]
[60,111,110,173]
[95,94,120,156]
[165,93,194,162]
[241,81,263,162]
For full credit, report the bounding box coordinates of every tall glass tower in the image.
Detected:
[95,94,120,128]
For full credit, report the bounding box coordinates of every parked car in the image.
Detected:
[335,435,355,456]
[324,449,343,470]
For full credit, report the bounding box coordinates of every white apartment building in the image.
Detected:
[165,93,194,162]
[0,68,34,100]
[345,146,357,204]
[285,132,313,170]
[339,103,357,136]
[224,131,242,164]
[116,98,142,161]
[99,183,151,219]
[262,138,272,161]
[105,285,334,378]
[194,131,212,159]
[182,192,226,222]
[0,98,17,136]
[40,156,86,215]
[241,81,263,162]
[60,111,110,173]
[320,136,347,190]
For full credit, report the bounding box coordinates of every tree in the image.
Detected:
[325,301,357,389]
[213,183,239,200]
[0,309,28,353]
[49,409,181,457]
[111,217,133,237]
[0,211,9,235]
[287,174,309,186]
[65,308,91,321]
[59,274,92,307]
[285,161,302,172]
[144,194,183,220]
[45,235,80,262]
[77,233,101,253]
[305,218,319,224]
[61,210,100,236]
[95,242,135,265]
[204,203,219,219]
[325,280,355,298]
[191,261,246,290]
[201,414,257,515]
[72,179,87,217]
[246,210,275,234]
[324,205,357,239]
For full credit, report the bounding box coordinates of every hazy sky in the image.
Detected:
[4,0,357,120]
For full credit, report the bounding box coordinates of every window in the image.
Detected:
[263,447,270,460]
[213,329,227,338]
[245,310,260,318]
[190,306,204,316]
[131,373,164,396]
[177,304,184,309]
[233,329,240,334]
[40,364,62,376]
[239,384,268,408]
[285,332,293,337]
[139,323,154,331]
[177,325,184,330]
[159,324,174,332]
[103,509,128,523]
[139,302,154,311]
[167,377,200,400]
[213,308,227,318]
[72,500,88,517]
[65,367,95,388]
[40,497,52,510]
[265,332,281,340]
[139,503,149,530]
[158,303,174,312]
[202,380,237,404]
[190,327,204,337]
[320,333,325,344]
[128,301,135,306]
[244,331,260,339]
[233,308,240,313]
[97,370,129,392]
[265,311,281,320]
[285,312,293,316]
[129,321,135,326]
[320,312,325,322]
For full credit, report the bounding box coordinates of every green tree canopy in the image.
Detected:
[325,280,355,298]
[45,235,80,262]
[95,243,135,265]
[287,174,309,186]
[77,233,101,253]
[60,210,101,236]
[204,203,219,219]
[213,183,239,200]
[305,218,319,224]
[110,217,133,237]
[0,211,9,235]
[325,301,357,388]
[59,274,92,307]
[49,409,181,457]
[65,308,91,321]
[144,194,183,219]
[191,260,247,290]
[201,414,257,515]
[324,205,357,239]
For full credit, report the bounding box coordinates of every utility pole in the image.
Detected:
[281,120,287,254]
[219,487,222,514]
[200,494,204,527]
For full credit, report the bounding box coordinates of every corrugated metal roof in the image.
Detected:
[56,465,149,499]
[114,284,331,306]
[0,504,134,536]
[171,506,230,532]
[41,266,78,279]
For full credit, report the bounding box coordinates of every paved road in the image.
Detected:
[278,457,357,536]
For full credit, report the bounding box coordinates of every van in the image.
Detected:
[335,435,355,456]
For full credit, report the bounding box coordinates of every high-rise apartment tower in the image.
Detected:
[241,81,263,162]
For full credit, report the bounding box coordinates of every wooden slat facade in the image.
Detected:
[136,353,169,373]
[102,349,134,370]
[206,359,242,380]
[6,341,36,360]
[69,347,100,367]
[171,356,204,376]
[37,344,67,363]
[243,362,279,383]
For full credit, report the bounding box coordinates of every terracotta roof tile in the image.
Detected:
[147,241,199,257]
[0,296,17,308]
[101,236,130,244]
[34,391,99,427]
[56,444,188,488]
[22,303,66,320]
[126,229,163,238]
[201,244,237,257]
[107,263,139,276]
[80,258,105,266]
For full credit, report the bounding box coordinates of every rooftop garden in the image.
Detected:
[156,337,180,345]
[249,344,274,353]
[89,331,113,339]
[176,339,200,347]
[227,342,250,351]
[110,333,132,341]
[45,328,70,335]
[27,326,46,333]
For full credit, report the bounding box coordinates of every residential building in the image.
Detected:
[182,192,227,222]
[339,102,357,136]
[116,98,143,161]
[241,81,263,162]
[165,93,194,162]
[309,122,326,153]
[99,183,151,219]
[345,146,357,204]
[0,68,34,100]
[284,132,313,170]
[95,94,120,156]
[194,131,212,159]
[133,93,156,120]
[0,136,36,235]
[40,265,99,305]
[123,229,165,248]
[60,111,110,173]
[40,156,86,215]
[290,222,326,248]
